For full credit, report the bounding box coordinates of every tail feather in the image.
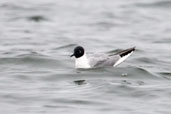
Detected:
[119,47,135,57]
[113,47,135,67]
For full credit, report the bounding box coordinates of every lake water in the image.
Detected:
[0,0,171,114]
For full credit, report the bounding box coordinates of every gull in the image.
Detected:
[71,46,135,69]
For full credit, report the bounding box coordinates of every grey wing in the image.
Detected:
[89,55,121,68]
[88,47,135,68]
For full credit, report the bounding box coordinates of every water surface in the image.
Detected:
[0,0,171,114]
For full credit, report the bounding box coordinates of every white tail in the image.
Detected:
[113,51,133,67]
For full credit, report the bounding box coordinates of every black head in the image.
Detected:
[70,46,84,58]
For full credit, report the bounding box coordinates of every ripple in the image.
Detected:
[134,1,171,8]
[27,15,48,22]
[135,57,158,64]
[0,54,63,71]
[73,80,86,85]
[53,44,77,50]
[158,72,171,80]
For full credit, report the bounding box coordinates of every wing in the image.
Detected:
[111,47,135,57]
[89,55,120,68]
[88,47,135,68]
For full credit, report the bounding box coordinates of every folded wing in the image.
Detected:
[89,47,135,68]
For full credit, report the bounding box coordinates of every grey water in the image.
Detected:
[0,0,171,114]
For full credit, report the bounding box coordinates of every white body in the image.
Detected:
[75,53,91,68]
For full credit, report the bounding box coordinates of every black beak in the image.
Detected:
[70,54,74,57]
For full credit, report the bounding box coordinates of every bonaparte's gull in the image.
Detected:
[71,46,135,69]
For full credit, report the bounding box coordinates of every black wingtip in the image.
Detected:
[120,47,135,57]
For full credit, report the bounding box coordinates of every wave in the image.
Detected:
[134,0,171,8]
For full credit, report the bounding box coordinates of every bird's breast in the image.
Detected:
[75,56,91,68]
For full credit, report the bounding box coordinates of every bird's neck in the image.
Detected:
[75,53,91,68]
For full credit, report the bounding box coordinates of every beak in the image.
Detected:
[70,54,74,57]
